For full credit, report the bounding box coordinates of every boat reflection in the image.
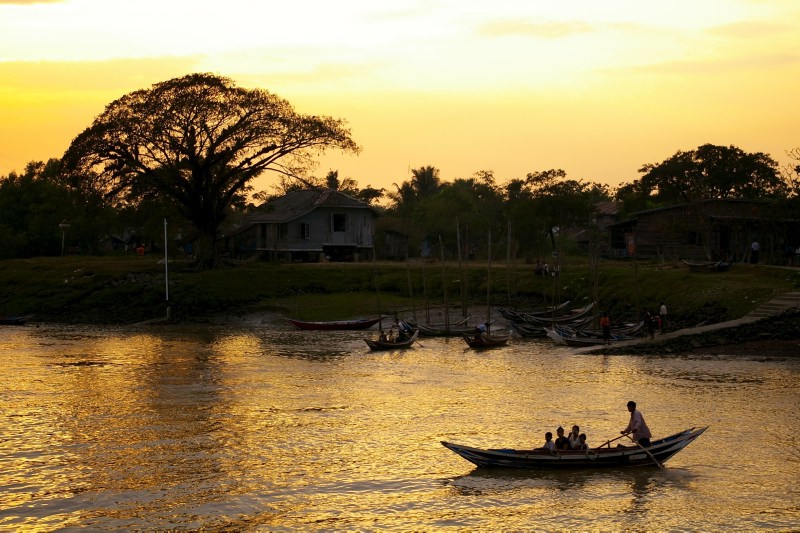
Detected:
[446,466,665,495]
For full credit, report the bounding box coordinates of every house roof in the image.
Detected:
[249,188,376,224]
[594,201,621,216]
[604,198,772,229]
[630,198,768,218]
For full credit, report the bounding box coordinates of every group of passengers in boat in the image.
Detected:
[378,318,414,342]
[539,401,652,452]
[541,425,589,451]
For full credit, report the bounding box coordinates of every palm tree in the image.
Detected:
[410,165,443,199]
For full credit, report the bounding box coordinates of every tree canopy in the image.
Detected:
[635,144,785,204]
[60,73,359,267]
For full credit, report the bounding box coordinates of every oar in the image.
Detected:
[410,331,423,348]
[598,434,628,448]
[626,434,664,469]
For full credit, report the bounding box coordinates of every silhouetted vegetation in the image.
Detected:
[1,70,798,270]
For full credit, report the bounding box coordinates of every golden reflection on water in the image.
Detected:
[0,324,798,530]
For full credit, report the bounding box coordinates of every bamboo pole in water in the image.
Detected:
[373,252,383,333]
[486,229,492,334]
[422,257,430,324]
[406,259,417,321]
[456,218,467,319]
[439,236,450,332]
[163,218,170,320]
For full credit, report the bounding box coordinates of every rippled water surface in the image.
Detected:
[1,323,799,531]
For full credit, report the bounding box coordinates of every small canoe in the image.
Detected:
[544,324,643,347]
[0,314,33,325]
[442,426,708,469]
[463,331,510,349]
[364,330,419,351]
[682,260,732,273]
[498,301,572,322]
[511,302,596,326]
[283,317,381,330]
[409,319,476,337]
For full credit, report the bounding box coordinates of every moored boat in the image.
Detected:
[498,301,572,322]
[0,314,33,325]
[283,317,382,330]
[408,317,475,337]
[442,426,708,469]
[509,302,596,326]
[463,330,510,349]
[682,259,732,273]
[364,330,419,351]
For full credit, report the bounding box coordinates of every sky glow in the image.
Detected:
[0,0,798,192]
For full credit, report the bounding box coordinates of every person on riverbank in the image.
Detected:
[751,241,760,264]
[600,313,611,344]
[621,400,652,447]
[659,302,667,334]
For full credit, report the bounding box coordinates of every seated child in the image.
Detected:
[540,431,555,451]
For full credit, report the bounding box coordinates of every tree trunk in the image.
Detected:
[194,227,218,269]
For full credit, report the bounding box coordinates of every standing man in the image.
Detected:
[600,312,611,345]
[621,401,652,447]
[659,302,667,334]
[751,240,760,264]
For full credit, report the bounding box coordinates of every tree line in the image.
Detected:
[1,73,798,266]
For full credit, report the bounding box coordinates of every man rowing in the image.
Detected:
[621,400,652,447]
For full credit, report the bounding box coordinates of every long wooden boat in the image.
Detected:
[463,330,510,349]
[283,317,381,330]
[0,314,33,325]
[498,301,572,322]
[682,259,732,273]
[364,330,419,351]
[407,317,475,337]
[512,316,593,338]
[545,321,645,346]
[517,302,596,326]
[442,426,708,469]
[560,335,616,347]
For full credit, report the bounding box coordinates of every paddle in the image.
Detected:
[598,434,628,448]
[626,434,664,469]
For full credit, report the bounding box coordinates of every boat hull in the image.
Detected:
[463,332,510,348]
[442,427,707,469]
[682,260,732,273]
[406,318,474,337]
[364,330,419,350]
[283,317,381,330]
[0,315,32,325]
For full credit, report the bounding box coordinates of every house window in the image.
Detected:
[331,213,346,232]
[277,223,288,240]
[300,222,310,239]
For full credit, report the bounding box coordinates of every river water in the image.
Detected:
[1,322,799,531]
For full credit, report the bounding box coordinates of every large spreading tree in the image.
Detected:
[61,73,359,267]
[636,143,785,204]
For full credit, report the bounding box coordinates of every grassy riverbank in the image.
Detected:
[1,255,799,325]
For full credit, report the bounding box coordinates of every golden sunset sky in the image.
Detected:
[0,0,798,193]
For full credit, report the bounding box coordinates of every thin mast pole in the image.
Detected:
[439,236,449,332]
[486,229,492,334]
[164,218,170,319]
